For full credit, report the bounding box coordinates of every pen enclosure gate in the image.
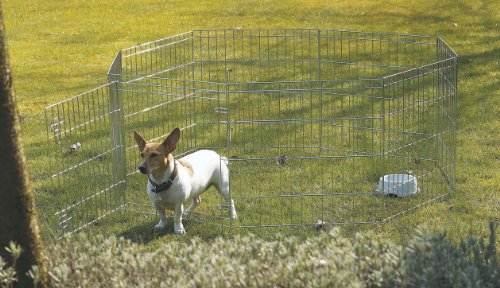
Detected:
[44,29,457,237]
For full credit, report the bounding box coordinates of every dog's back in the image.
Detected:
[180,150,229,194]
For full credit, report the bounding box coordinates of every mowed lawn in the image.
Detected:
[3,0,499,244]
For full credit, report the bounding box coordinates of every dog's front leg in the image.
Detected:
[154,204,168,230]
[174,203,186,234]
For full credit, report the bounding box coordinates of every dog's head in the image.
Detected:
[133,128,180,175]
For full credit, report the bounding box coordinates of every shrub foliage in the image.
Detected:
[1,223,498,287]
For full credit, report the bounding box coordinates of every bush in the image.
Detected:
[403,222,498,287]
[1,223,498,287]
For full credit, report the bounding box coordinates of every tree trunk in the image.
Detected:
[0,4,49,288]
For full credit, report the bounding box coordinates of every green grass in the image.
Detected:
[3,0,499,246]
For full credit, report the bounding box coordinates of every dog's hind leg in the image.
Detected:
[183,195,201,218]
[216,163,238,220]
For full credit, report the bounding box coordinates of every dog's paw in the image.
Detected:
[230,209,238,220]
[174,224,186,235]
[154,221,167,230]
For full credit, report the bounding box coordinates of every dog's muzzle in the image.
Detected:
[138,165,148,174]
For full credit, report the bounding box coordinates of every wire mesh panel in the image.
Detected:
[43,82,126,237]
[44,29,457,235]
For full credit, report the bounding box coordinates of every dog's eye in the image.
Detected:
[150,153,158,158]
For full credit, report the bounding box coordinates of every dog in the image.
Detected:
[133,128,238,234]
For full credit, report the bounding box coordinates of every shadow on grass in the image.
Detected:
[118,218,173,244]
[118,217,226,244]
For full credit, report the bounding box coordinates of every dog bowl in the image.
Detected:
[376,174,419,197]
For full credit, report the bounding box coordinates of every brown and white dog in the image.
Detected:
[133,128,237,234]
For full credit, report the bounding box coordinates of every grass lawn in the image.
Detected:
[3,0,499,246]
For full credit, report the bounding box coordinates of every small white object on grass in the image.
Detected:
[376,174,420,197]
[68,142,82,152]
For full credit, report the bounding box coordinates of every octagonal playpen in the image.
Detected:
[43,29,457,237]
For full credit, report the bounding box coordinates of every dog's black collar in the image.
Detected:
[149,161,178,194]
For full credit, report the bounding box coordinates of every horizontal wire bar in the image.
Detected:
[380,193,449,224]
[51,146,123,177]
[45,82,118,109]
[55,180,125,216]
[233,191,376,199]
[121,31,194,54]
[58,205,125,239]
[48,109,118,140]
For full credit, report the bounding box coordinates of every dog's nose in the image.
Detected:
[138,165,147,174]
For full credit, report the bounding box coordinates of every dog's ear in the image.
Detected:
[133,130,147,152]
[162,128,181,153]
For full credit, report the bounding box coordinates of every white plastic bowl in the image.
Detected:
[376,174,420,197]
